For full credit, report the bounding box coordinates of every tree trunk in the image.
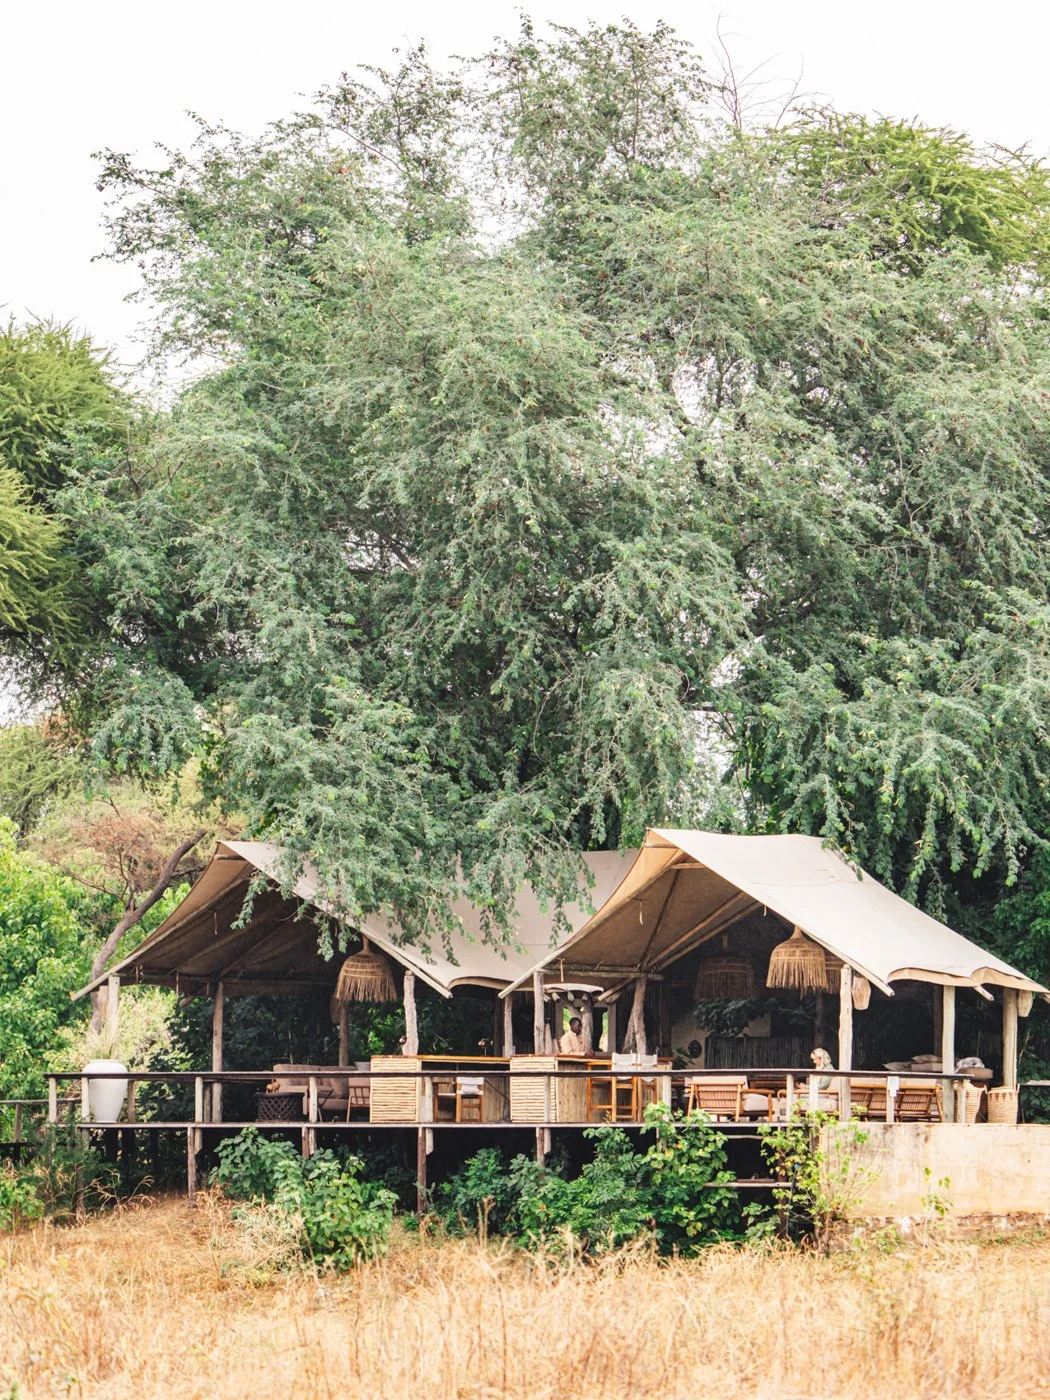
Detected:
[89,829,206,1029]
[624,976,648,1055]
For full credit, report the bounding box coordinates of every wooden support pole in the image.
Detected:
[13,1103,23,1143]
[606,999,617,1054]
[47,1078,58,1125]
[838,964,853,1124]
[126,1080,137,1124]
[193,1076,204,1126]
[107,974,120,1033]
[416,1126,427,1215]
[403,970,419,1056]
[187,1127,197,1205]
[1003,987,1019,1091]
[941,985,956,1123]
[503,992,515,1058]
[81,1075,90,1123]
[338,1002,350,1067]
[533,971,545,1056]
[211,980,224,1124]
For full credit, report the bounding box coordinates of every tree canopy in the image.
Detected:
[19,19,1050,940]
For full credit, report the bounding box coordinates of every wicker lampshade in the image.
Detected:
[1018,990,1035,1018]
[851,975,871,1011]
[332,937,397,1007]
[766,926,828,994]
[694,952,755,999]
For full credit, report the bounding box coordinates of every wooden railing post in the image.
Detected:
[785,1073,794,1119]
[193,1076,204,1126]
[13,1103,23,1143]
[47,1077,58,1125]
[81,1074,91,1123]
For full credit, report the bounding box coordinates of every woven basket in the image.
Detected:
[961,1083,985,1125]
[986,1087,1019,1124]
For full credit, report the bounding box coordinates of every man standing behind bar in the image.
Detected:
[559,1016,587,1055]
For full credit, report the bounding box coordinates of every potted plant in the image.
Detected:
[83,1014,128,1123]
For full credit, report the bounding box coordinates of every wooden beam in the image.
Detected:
[941,985,956,1122]
[838,964,853,1124]
[649,892,758,970]
[211,980,224,1123]
[1003,988,1019,1091]
[503,991,515,1057]
[606,999,618,1054]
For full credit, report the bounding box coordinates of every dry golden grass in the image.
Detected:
[3,1197,1050,1399]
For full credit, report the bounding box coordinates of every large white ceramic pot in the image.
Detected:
[83,1059,128,1122]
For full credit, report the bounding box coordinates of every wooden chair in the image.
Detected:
[455,1076,485,1122]
[587,1054,640,1122]
[684,1075,746,1121]
[895,1081,943,1122]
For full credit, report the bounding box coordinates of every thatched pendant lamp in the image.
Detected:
[333,937,397,1006]
[695,935,755,999]
[766,926,827,994]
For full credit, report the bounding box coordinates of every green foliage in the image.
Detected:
[0,320,125,499]
[778,112,1050,273]
[0,821,95,1100]
[27,19,1050,943]
[211,1127,396,1269]
[759,1111,875,1250]
[0,723,78,838]
[437,1104,739,1255]
[0,467,72,644]
[0,1166,44,1231]
[0,1124,129,1230]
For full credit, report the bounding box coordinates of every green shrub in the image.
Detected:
[0,1125,130,1231]
[437,1104,743,1256]
[0,1166,44,1230]
[211,1128,397,1269]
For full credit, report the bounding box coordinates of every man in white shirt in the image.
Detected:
[559,1016,587,1055]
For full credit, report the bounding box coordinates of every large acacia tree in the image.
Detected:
[53,21,1050,938]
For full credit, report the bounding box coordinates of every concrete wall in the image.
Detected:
[842,1124,1050,1217]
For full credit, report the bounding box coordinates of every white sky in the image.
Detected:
[4,0,1049,370]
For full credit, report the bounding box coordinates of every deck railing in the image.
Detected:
[40,1065,979,1130]
[22,1067,992,1206]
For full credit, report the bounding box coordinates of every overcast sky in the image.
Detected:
[5,0,1049,369]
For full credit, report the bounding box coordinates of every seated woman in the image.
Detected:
[803,1047,838,1111]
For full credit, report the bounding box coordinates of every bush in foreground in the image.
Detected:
[211,1128,396,1270]
[437,1103,744,1254]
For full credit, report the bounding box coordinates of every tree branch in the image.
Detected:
[89,828,206,990]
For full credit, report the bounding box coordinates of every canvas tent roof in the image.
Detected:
[75,840,637,1001]
[501,829,1048,999]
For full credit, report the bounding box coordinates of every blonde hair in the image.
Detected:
[811,1047,833,1069]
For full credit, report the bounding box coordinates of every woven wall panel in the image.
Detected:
[369,1056,420,1122]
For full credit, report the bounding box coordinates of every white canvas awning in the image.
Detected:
[74,840,637,1000]
[500,829,1048,999]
